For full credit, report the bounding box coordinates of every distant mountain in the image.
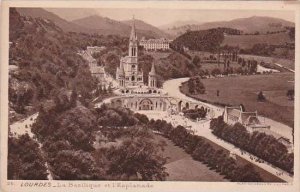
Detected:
[159,20,201,30]
[16,8,90,33]
[121,19,171,39]
[72,15,170,39]
[44,8,99,22]
[164,16,294,37]
[198,16,294,33]
[71,15,133,36]
[16,8,169,39]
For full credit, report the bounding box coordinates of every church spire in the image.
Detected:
[129,15,138,57]
[130,15,137,41]
[149,63,156,75]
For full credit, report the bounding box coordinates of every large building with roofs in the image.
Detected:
[139,37,171,51]
[78,47,106,86]
[223,106,270,130]
[116,17,159,94]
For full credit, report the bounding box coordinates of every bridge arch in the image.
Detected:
[139,98,154,110]
[178,100,183,112]
[115,99,122,108]
[185,102,190,110]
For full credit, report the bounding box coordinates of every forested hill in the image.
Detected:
[9,8,127,120]
[171,28,240,52]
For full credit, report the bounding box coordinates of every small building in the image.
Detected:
[86,46,106,55]
[90,66,105,84]
[139,37,171,51]
[223,106,270,129]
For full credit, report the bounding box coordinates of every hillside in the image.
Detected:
[71,15,130,35]
[72,15,169,39]
[159,20,201,30]
[9,8,95,116]
[122,19,171,39]
[16,8,169,38]
[222,32,293,49]
[9,8,129,121]
[164,16,294,37]
[171,25,294,59]
[171,28,231,52]
[197,16,294,33]
[16,8,91,33]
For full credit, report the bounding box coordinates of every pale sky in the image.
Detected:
[46,8,295,27]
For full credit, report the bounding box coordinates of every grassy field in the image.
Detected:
[236,156,284,182]
[154,134,227,181]
[181,72,294,128]
[201,62,241,72]
[154,134,283,182]
[93,129,283,182]
[240,54,295,70]
[187,50,295,72]
[187,50,243,73]
[222,33,292,49]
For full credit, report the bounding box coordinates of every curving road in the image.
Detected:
[148,77,294,182]
[163,78,293,142]
[163,77,224,117]
[10,113,53,180]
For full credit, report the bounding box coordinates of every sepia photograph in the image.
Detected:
[0,1,299,192]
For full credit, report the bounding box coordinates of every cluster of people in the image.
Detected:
[276,171,285,176]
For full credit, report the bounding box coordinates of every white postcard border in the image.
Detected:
[1,1,300,192]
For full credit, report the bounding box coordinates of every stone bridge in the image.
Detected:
[96,95,216,118]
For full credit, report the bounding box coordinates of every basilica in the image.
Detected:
[116,18,159,94]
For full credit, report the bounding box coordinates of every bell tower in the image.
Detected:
[148,63,157,88]
[129,16,138,58]
[116,15,144,89]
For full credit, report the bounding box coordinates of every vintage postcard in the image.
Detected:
[0,1,299,192]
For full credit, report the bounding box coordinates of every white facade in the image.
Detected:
[140,38,171,51]
[87,46,106,55]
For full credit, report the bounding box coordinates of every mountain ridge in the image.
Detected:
[163,16,294,37]
[17,8,170,39]
[16,8,92,33]
[121,19,171,39]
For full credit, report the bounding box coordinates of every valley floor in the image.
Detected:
[180,72,294,129]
